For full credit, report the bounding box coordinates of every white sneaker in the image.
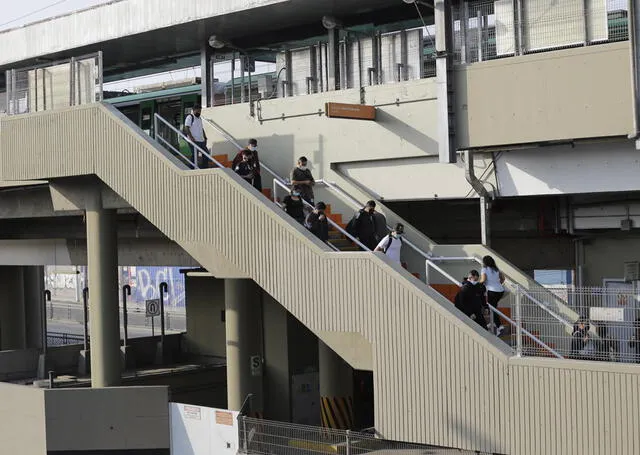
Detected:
[496,325,506,337]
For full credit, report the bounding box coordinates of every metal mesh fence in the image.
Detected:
[238,417,432,455]
[47,332,86,347]
[453,0,629,64]
[510,286,640,363]
[5,52,102,115]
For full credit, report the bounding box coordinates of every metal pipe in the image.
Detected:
[464,150,492,199]
[70,57,76,106]
[515,285,523,357]
[43,290,51,355]
[159,282,168,360]
[122,285,131,348]
[82,287,89,351]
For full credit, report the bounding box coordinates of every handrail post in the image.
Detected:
[346,429,352,455]
[43,290,51,355]
[82,287,89,351]
[515,285,523,357]
[159,282,168,360]
[122,285,131,349]
[425,260,430,285]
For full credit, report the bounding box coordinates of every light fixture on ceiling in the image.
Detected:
[321,15,343,30]
[208,35,226,49]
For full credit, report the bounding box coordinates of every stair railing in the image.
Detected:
[425,258,563,359]
[317,179,432,265]
[427,256,575,331]
[272,179,370,252]
[154,114,224,168]
[190,115,572,349]
[203,117,286,186]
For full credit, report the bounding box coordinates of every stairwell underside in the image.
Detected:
[1,104,639,455]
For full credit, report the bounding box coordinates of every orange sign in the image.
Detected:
[215,410,234,426]
[325,102,376,120]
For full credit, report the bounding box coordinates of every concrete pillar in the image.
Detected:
[86,199,121,387]
[200,43,214,108]
[0,266,26,350]
[262,294,290,421]
[224,279,263,413]
[24,266,45,350]
[319,340,354,429]
[435,0,456,163]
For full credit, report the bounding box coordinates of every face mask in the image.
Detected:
[194,112,201,118]
[299,165,308,171]
[248,145,257,152]
[394,232,403,239]
[292,192,301,197]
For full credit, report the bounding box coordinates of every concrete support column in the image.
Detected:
[319,340,353,429]
[24,266,45,350]
[86,199,121,387]
[435,0,456,163]
[225,279,263,413]
[0,266,26,350]
[201,43,214,108]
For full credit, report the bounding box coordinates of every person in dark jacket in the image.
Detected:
[290,156,315,208]
[454,270,487,330]
[348,200,380,250]
[282,186,305,224]
[305,202,328,242]
[571,317,590,358]
[232,139,261,191]
[233,149,257,185]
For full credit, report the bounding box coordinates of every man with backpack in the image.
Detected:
[453,270,488,330]
[346,200,381,250]
[374,223,404,263]
[232,139,261,190]
[183,104,208,169]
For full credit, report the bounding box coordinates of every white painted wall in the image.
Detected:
[205,79,494,201]
[170,403,239,455]
[496,140,640,197]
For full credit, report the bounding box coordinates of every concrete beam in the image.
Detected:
[49,178,131,212]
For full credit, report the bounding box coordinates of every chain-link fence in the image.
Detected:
[238,417,435,455]
[47,331,86,347]
[510,285,640,363]
[453,0,629,64]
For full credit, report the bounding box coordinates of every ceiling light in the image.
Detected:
[322,15,343,30]
[208,35,226,49]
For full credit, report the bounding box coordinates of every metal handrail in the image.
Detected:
[317,179,431,261]
[428,255,574,330]
[273,179,370,252]
[154,114,224,168]
[203,117,287,185]
[425,259,563,359]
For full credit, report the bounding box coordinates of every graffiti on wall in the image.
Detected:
[122,267,186,308]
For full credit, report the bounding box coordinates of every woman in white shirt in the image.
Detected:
[479,255,506,335]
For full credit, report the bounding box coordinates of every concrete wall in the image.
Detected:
[0,383,46,455]
[184,275,226,358]
[496,140,640,197]
[456,42,634,148]
[44,386,170,452]
[581,234,640,286]
[204,79,494,202]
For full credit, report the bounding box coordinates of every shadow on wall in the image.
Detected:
[449,416,503,454]
[375,108,439,155]
[228,134,298,179]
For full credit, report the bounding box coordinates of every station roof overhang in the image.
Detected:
[0,0,425,87]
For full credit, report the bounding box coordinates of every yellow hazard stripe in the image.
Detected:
[320,396,353,429]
